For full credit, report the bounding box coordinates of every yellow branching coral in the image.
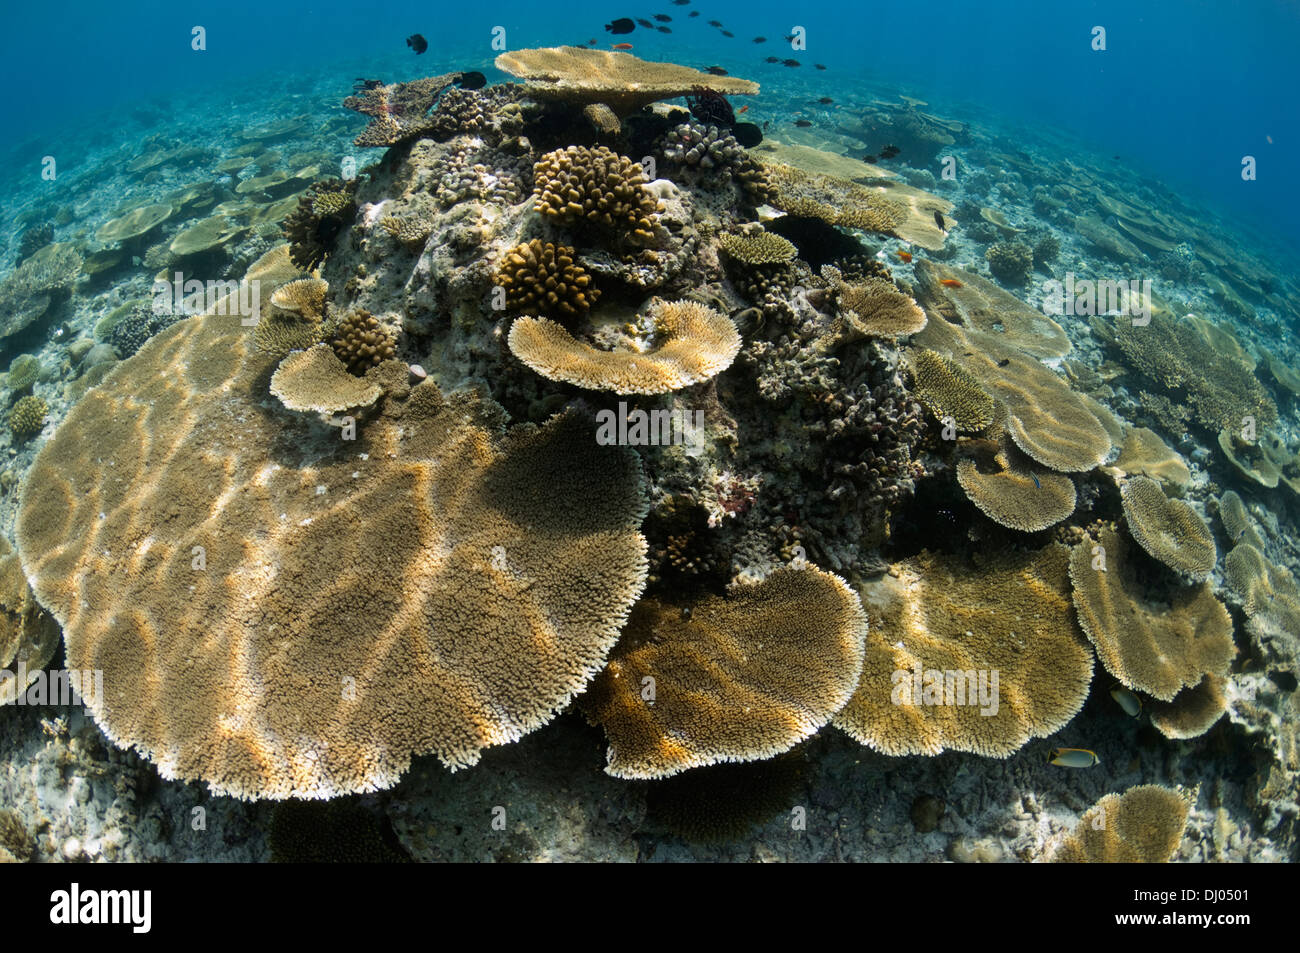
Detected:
[582,567,866,779]
[0,536,60,706]
[1069,527,1235,701]
[826,267,926,339]
[913,316,1111,472]
[493,46,758,116]
[269,277,329,322]
[912,261,1071,361]
[328,309,396,375]
[494,239,599,318]
[956,448,1076,532]
[1049,785,1190,863]
[533,145,663,244]
[1121,476,1216,579]
[834,546,1093,758]
[1114,427,1191,489]
[15,261,650,799]
[906,348,995,432]
[508,299,740,395]
[270,345,383,415]
[718,231,797,266]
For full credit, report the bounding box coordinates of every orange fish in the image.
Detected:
[737,105,749,114]
[612,43,633,50]
[940,279,963,288]
[896,251,913,263]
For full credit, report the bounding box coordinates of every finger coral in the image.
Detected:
[834,545,1093,757]
[582,567,866,779]
[494,239,599,319]
[508,299,740,395]
[1121,476,1216,580]
[16,264,650,798]
[328,308,396,374]
[493,46,758,116]
[1069,527,1235,701]
[1049,785,1190,863]
[532,145,663,244]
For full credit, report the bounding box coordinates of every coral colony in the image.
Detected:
[0,39,1297,863]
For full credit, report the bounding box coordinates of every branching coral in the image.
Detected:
[270,344,383,415]
[494,240,599,319]
[328,308,396,375]
[281,179,358,271]
[532,145,663,244]
[905,348,996,432]
[8,396,47,439]
[1120,476,1216,579]
[342,73,464,147]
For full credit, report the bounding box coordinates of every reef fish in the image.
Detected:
[637,18,654,28]
[939,278,962,287]
[934,210,947,232]
[732,122,763,147]
[406,34,428,54]
[782,58,800,67]
[721,30,735,37]
[703,66,729,75]
[653,13,672,21]
[673,0,690,4]
[814,63,827,70]
[764,56,781,63]
[753,36,767,43]
[605,17,635,34]
[817,97,833,104]
[458,71,487,90]
[1111,686,1142,717]
[657,25,672,32]
[1050,747,1100,768]
[896,250,912,262]
[611,42,634,50]
[738,105,750,114]
[794,119,811,127]
[879,144,901,158]
[689,10,699,16]
[708,19,723,27]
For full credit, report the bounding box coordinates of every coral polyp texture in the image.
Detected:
[494,240,599,318]
[1049,785,1190,863]
[829,273,927,340]
[14,256,649,799]
[269,344,383,415]
[956,448,1077,532]
[269,277,329,322]
[1069,527,1235,702]
[493,46,759,116]
[718,230,797,266]
[8,395,48,439]
[532,145,663,244]
[1120,476,1216,580]
[834,546,1094,758]
[582,567,867,779]
[328,308,396,374]
[508,299,740,395]
[906,348,996,432]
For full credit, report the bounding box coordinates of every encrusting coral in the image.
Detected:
[532,145,663,244]
[1049,785,1190,863]
[582,567,866,779]
[15,249,651,799]
[494,240,599,319]
[1120,476,1216,580]
[834,545,1094,758]
[1069,527,1235,702]
[508,299,740,395]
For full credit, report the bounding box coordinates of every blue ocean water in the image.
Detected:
[2,0,1297,268]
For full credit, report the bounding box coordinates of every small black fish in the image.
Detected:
[783,34,796,41]
[817,96,833,104]
[406,33,428,54]
[673,0,690,4]
[689,10,699,16]
[457,71,487,90]
[795,119,812,127]
[588,38,598,46]
[653,13,672,22]
[732,122,763,147]
[764,56,780,63]
[753,36,767,43]
[605,17,635,34]
[997,358,1011,367]
[708,19,723,27]
[721,30,734,37]
[782,58,800,67]
[657,25,672,32]
[862,155,877,163]
[353,78,384,91]
[703,65,729,75]
[879,144,900,158]
[934,211,947,232]
[814,63,827,70]
[637,18,654,28]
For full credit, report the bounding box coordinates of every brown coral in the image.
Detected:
[718,231,797,266]
[0,536,60,706]
[1121,476,1216,580]
[328,309,396,375]
[956,446,1076,532]
[1114,427,1191,489]
[1146,674,1228,740]
[269,345,383,415]
[764,162,908,233]
[342,73,465,147]
[1049,785,1190,863]
[582,567,866,779]
[905,348,995,432]
[532,145,663,244]
[281,179,357,272]
[831,275,927,339]
[508,299,740,395]
[834,546,1093,758]
[1069,527,1235,701]
[269,277,329,322]
[494,240,599,319]
[15,261,650,798]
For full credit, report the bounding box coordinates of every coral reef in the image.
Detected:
[281,179,358,271]
[718,230,797,266]
[0,242,84,340]
[1113,428,1191,489]
[532,145,663,244]
[328,308,396,374]
[269,345,384,415]
[105,303,182,358]
[342,73,465,147]
[906,349,996,432]
[0,537,60,706]
[956,445,1077,532]
[6,355,41,392]
[1120,476,1216,579]
[985,241,1034,285]
[494,240,599,319]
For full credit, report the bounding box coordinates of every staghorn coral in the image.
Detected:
[718,230,797,266]
[270,345,383,415]
[834,545,1093,758]
[15,257,650,798]
[508,299,740,395]
[494,239,599,319]
[342,73,464,147]
[328,308,396,375]
[912,260,1071,360]
[532,145,663,244]
[281,179,358,271]
[1120,476,1216,579]
[582,567,866,779]
[956,445,1077,532]
[985,241,1034,285]
[493,46,758,116]
[1114,427,1191,489]
[8,396,47,439]
[1069,527,1235,701]
[1049,785,1190,863]
[0,536,60,706]
[905,348,996,432]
